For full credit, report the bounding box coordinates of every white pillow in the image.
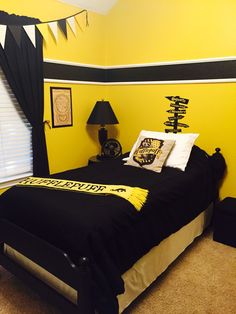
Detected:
[129,131,199,171]
[125,135,175,173]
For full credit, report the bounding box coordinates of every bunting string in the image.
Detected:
[37,9,89,27]
[0,9,89,48]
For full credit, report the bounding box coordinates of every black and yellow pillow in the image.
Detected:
[125,135,175,173]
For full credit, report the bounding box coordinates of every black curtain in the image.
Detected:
[0,12,49,176]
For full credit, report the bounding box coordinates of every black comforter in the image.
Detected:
[0,146,224,313]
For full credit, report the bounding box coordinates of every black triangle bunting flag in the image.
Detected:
[8,25,22,47]
[58,19,67,38]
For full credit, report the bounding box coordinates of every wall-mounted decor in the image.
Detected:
[50,87,73,128]
[164,96,189,133]
[0,9,88,49]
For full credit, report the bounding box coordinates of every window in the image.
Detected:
[0,67,33,188]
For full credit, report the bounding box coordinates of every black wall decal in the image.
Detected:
[164,96,189,133]
[44,59,236,83]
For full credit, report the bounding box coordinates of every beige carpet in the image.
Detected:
[0,229,236,314]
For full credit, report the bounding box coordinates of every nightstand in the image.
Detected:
[88,155,120,165]
[88,155,102,165]
[213,197,236,248]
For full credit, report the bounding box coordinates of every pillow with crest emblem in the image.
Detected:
[126,131,199,171]
[125,135,175,173]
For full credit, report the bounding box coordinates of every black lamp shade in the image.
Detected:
[87,101,119,126]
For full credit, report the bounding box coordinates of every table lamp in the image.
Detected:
[87,100,119,147]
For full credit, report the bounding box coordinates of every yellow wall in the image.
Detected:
[44,83,107,173]
[1,0,236,199]
[107,83,236,199]
[43,14,109,173]
[42,8,107,65]
[104,0,236,199]
[106,0,236,64]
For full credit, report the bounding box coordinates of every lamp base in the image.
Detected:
[96,154,103,160]
[98,127,107,146]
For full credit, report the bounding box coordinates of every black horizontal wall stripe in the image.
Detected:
[44,60,236,83]
[43,62,106,82]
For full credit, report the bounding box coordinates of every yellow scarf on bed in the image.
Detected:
[18,177,149,211]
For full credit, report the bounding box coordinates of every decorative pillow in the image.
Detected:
[129,131,199,171]
[125,135,175,173]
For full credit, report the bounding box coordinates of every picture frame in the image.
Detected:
[50,87,73,128]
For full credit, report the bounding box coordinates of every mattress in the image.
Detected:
[4,204,212,313]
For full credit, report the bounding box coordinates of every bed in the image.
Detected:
[0,134,226,314]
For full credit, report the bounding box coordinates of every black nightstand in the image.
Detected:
[88,155,103,165]
[88,155,122,165]
[213,197,236,248]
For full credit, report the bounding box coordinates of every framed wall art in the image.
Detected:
[50,87,73,128]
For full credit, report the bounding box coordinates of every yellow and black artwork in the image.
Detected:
[50,87,73,127]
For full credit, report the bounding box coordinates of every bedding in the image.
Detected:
[0,145,225,313]
[125,136,175,172]
[127,131,199,171]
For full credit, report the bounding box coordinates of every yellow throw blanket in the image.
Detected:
[18,177,149,211]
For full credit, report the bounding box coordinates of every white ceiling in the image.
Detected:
[58,0,118,15]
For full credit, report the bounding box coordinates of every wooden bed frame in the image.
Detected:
[0,203,213,314]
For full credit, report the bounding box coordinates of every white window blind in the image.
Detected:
[0,67,33,187]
